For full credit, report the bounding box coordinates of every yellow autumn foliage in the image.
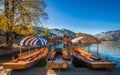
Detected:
[0,0,47,36]
[0,16,10,32]
[0,15,36,36]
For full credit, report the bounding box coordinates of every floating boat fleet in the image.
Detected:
[2,36,116,69]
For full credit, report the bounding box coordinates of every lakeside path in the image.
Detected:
[0,67,119,75]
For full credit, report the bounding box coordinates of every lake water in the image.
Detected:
[85,41,120,68]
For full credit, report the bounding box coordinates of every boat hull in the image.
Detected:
[3,56,46,69]
[47,62,70,69]
[2,48,48,69]
[46,48,72,69]
[73,56,116,69]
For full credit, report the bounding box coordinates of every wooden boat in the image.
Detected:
[2,47,48,69]
[46,48,72,69]
[47,36,72,69]
[2,36,48,69]
[71,47,116,69]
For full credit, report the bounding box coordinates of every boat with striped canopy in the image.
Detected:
[71,36,116,69]
[2,36,48,69]
[46,36,72,69]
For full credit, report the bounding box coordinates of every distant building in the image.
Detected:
[50,29,64,38]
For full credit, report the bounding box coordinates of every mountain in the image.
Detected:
[95,30,120,41]
[33,27,92,39]
[51,28,92,39]
[61,28,76,39]
[0,26,93,41]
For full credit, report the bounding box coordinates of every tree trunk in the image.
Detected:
[4,0,11,49]
[4,0,15,49]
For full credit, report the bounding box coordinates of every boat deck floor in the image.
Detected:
[72,51,115,64]
[48,56,71,64]
[8,48,48,63]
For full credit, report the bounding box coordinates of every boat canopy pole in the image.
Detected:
[19,46,22,56]
[69,43,72,50]
[97,43,99,57]
[28,45,30,54]
[76,43,78,49]
[81,43,83,49]
[78,43,80,49]
[80,43,82,49]
[35,45,37,49]
[88,44,90,52]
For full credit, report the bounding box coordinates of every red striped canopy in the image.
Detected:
[48,36,71,44]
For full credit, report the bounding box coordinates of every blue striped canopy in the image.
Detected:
[18,36,47,46]
[37,38,47,46]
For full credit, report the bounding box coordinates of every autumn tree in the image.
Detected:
[0,0,48,49]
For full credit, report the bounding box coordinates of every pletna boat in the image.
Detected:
[2,36,48,69]
[46,36,72,68]
[71,36,116,69]
[71,47,116,69]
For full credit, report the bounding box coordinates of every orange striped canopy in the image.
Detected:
[48,36,72,44]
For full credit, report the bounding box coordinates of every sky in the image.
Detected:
[44,0,120,35]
